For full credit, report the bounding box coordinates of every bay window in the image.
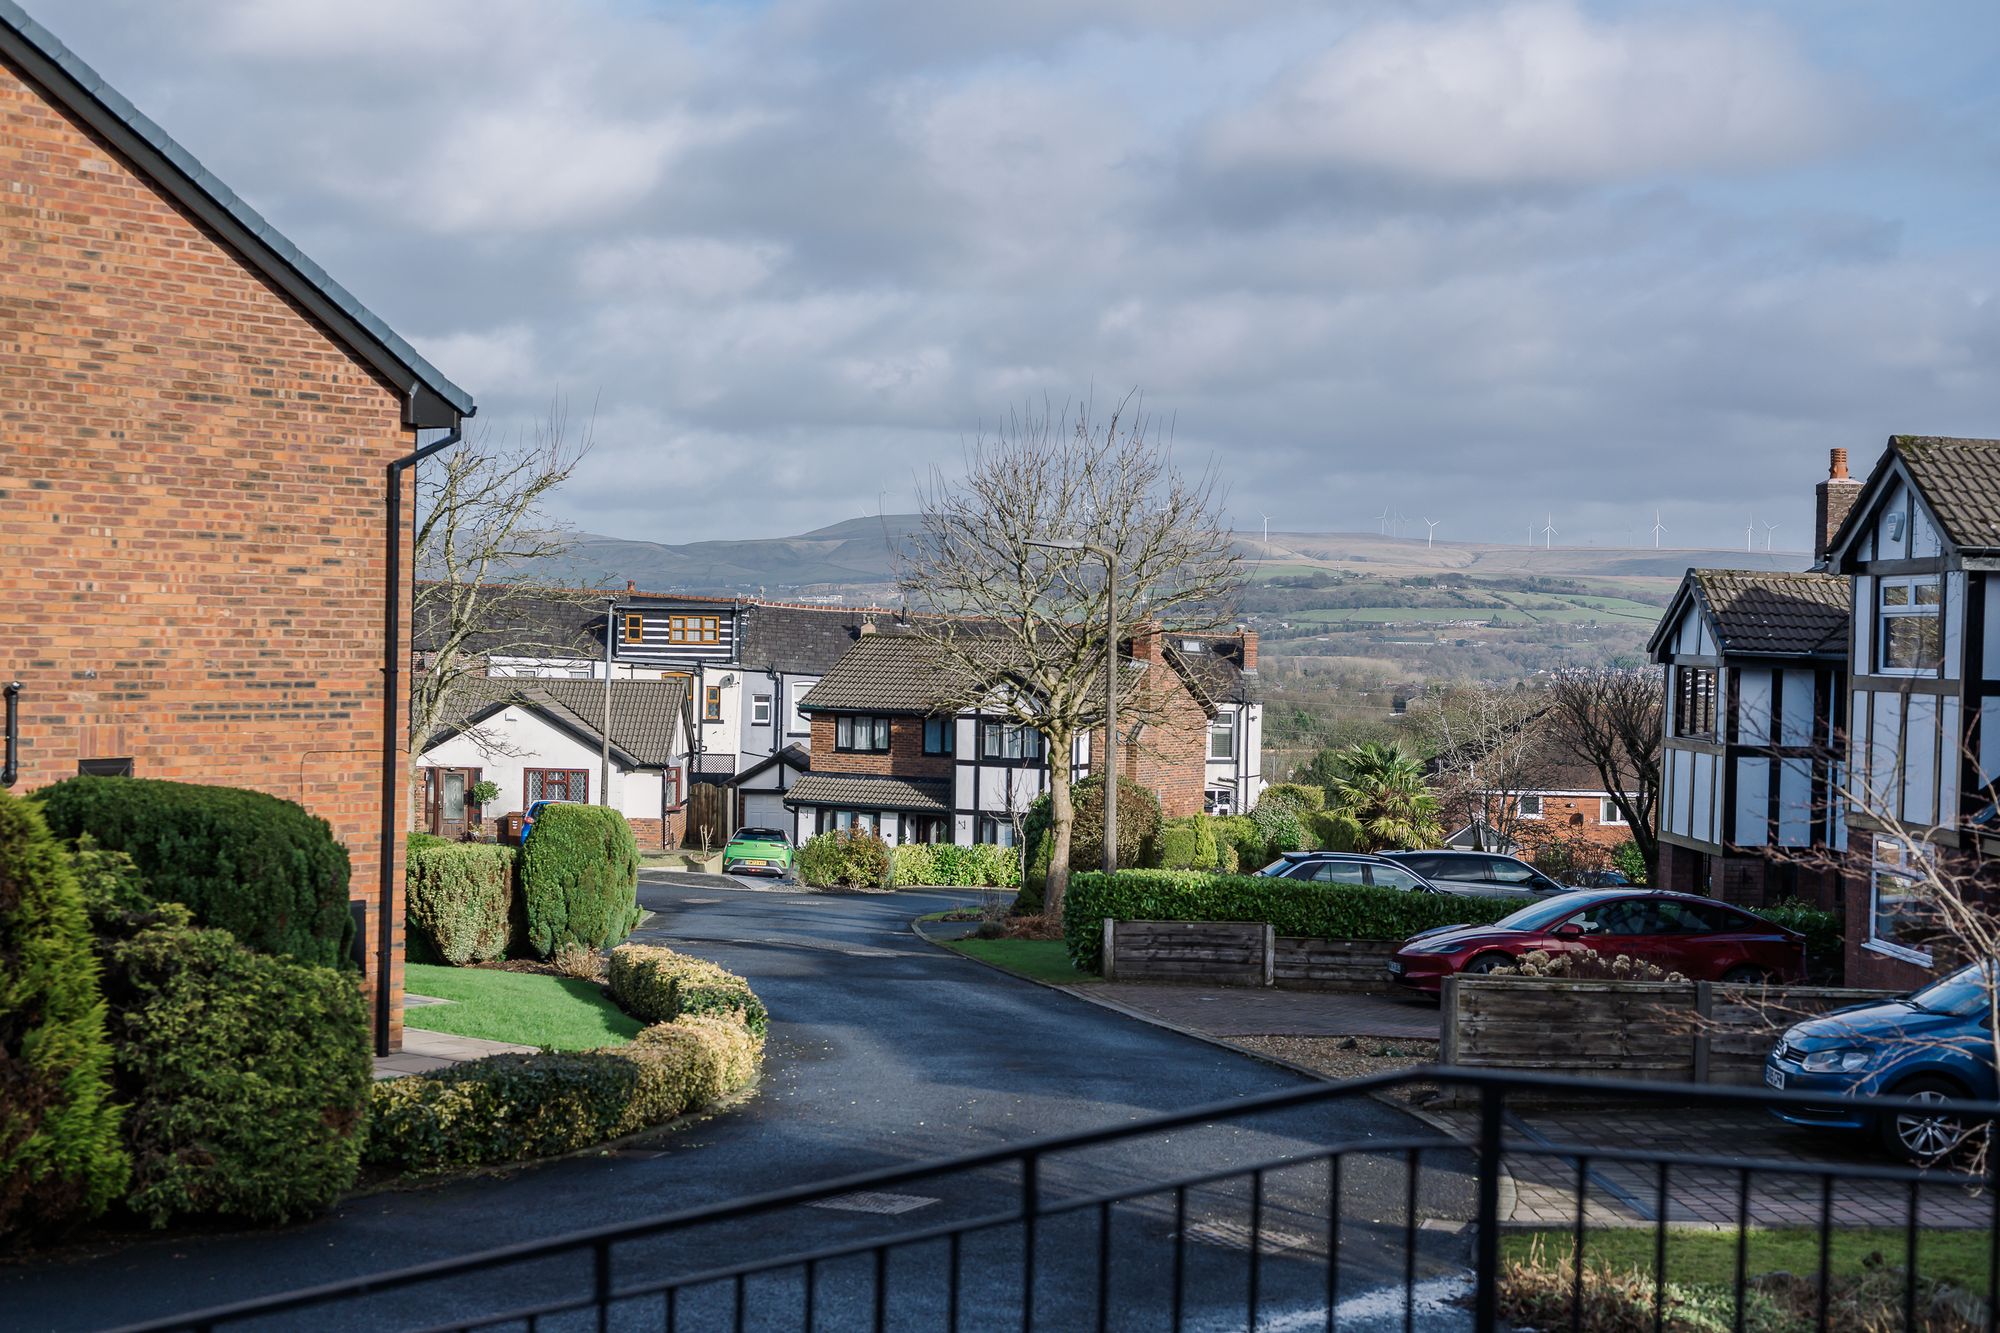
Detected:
[1868,834,1933,961]
[1673,667,1717,739]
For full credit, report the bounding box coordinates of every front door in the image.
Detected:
[424,767,478,840]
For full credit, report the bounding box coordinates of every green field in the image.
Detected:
[404,964,642,1050]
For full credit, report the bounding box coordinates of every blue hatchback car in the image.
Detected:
[1764,961,1996,1161]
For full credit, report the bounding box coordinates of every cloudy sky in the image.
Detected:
[46,0,2000,550]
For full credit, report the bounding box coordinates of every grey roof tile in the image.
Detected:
[1891,435,2000,552]
[435,677,687,767]
[796,635,978,713]
[1691,570,1850,657]
[784,772,950,813]
[737,603,888,675]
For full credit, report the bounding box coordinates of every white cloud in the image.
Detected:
[575,237,786,301]
[1204,2,1847,186]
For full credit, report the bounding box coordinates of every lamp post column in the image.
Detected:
[1103,548,1118,875]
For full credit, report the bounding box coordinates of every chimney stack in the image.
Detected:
[1814,447,1863,568]
[625,579,637,594]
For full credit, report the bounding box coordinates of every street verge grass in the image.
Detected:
[946,938,1098,985]
[1502,1227,1992,1298]
[404,963,642,1050]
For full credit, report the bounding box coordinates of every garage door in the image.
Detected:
[740,792,789,830]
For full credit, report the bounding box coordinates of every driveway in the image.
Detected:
[2,880,1476,1331]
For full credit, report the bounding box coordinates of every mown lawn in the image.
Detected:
[404,963,642,1050]
[1504,1226,1993,1298]
[946,938,1097,985]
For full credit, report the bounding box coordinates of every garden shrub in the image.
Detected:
[0,790,128,1242]
[517,803,641,957]
[1210,814,1264,869]
[1611,840,1648,885]
[1068,776,1162,872]
[890,842,1021,888]
[1063,869,1517,972]
[1493,948,1685,982]
[1250,804,1305,862]
[35,775,354,968]
[365,1012,763,1174]
[405,842,515,966]
[1305,810,1356,852]
[1760,899,1842,980]
[795,829,891,888]
[1258,783,1326,816]
[1154,816,1222,871]
[607,944,768,1036]
[93,904,371,1226]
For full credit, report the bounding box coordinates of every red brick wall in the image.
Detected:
[1091,627,1208,818]
[1503,795,1634,858]
[0,61,416,1047]
[807,714,953,779]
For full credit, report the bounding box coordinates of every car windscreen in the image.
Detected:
[733,828,787,842]
[1492,893,1621,932]
[1907,962,1996,1019]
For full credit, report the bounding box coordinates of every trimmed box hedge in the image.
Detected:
[364,1012,763,1173]
[405,842,515,965]
[518,804,641,957]
[1062,868,1518,973]
[608,944,768,1036]
[36,776,353,968]
[888,842,1021,888]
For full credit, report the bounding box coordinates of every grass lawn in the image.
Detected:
[1504,1227,1993,1298]
[404,963,643,1050]
[946,938,1097,985]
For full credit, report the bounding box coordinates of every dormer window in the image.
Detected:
[1878,577,1941,672]
[1179,638,1208,653]
[668,615,720,645]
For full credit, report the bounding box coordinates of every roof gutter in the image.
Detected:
[378,424,461,1057]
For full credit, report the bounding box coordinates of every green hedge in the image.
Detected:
[1153,816,1221,871]
[0,790,128,1242]
[35,776,353,968]
[405,842,515,965]
[797,829,891,888]
[1250,804,1306,859]
[93,904,371,1226]
[888,842,1021,888]
[1062,869,1519,972]
[518,804,640,957]
[607,944,769,1036]
[1760,899,1842,979]
[365,1013,762,1174]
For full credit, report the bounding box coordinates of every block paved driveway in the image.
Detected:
[2,880,1480,1332]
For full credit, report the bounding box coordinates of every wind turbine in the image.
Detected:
[1764,520,1780,552]
[1651,509,1667,549]
[1377,506,1391,536]
[1746,513,1756,554]
[1542,514,1557,550]
[1424,518,1439,549]
[1393,509,1409,539]
[1261,512,1270,545]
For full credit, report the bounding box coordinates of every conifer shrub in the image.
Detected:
[517,803,641,957]
[35,775,353,968]
[0,790,128,1243]
[405,842,515,965]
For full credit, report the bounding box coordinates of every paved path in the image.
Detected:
[372,1027,537,1080]
[3,883,1475,1332]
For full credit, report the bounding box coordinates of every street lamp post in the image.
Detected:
[1026,538,1119,874]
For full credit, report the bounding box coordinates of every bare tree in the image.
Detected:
[1407,681,1553,851]
[411,403,596,751]
[896,395,1242,916]
[1545,667,1662,872]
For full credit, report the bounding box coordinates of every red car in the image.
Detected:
[1387,890,1807,995]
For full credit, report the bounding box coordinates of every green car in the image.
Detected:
[722,826,794,877]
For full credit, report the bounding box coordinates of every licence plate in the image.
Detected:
[1386,961,1404,976]
[1764,1065,1785,1090]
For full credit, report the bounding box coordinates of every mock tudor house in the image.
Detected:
[0,5,474,1054]
[1648,567,1850,909]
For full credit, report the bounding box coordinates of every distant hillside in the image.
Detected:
[521,518,1811,600]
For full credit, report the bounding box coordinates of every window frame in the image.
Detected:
[1876,576,1943,675]
[1866,834,1934,964]
[703,685,723,722]
[977,816,1019,847]
[524,767,589,804]
[834,714,893,753]
[1207,719,1235,761]
[666,615,721,646]
[622,613,644,645]
[980,721,1044,763]
[1673,666,1718,739]
[1515,793,1544,819]
[751,695,772,726]
[1598,797,1627,825]
[922,716,955,756]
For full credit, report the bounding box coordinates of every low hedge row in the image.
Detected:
[404,842,515,965]
[888,842,1020,888]
[1062,868,1518,973]
[797,829,891,888]
[365,1012,762,1173]
[607,944,769,1036]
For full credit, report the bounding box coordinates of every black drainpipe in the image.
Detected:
[378,424,462,1056]
[2,681,20,787]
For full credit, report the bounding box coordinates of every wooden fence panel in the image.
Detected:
[1273,938,1399,992]
[1107,920,1270,986]
[1701,984,1898,1085]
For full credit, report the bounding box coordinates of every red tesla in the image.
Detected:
[1387,890,1807,995]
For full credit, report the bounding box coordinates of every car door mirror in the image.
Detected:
[1553,922,1584,940]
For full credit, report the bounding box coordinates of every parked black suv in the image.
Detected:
[1253,851,1445,894]
[1379,850,1569,900]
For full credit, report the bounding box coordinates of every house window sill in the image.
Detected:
[1862,939,1933,967]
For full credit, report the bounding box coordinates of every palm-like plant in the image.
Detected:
[1319,742,1444,853]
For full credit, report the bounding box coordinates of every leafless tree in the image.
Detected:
[411,402,597,752]
[895,394,1243,916]
[1545,667,1662,873]
[1407,681,1554,851]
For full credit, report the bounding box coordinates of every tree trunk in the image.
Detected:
[1044,739,1076,918]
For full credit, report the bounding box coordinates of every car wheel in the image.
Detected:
[1463,953,1515,975]
[1882,1077,1971,1164]
[1721,965,1768,986]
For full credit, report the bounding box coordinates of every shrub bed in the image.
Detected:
[0,789,128,1242]
[93,903,372,1226]
[405,842,515,965]
[365,1012,763,1174]
[796,829,891,888]
[1759,899,1842,980]
[36,775,354,968]
[888,842,1020,888]
[1063,869,1518,973]
[607,944,768,1036]
[518,804,640,957]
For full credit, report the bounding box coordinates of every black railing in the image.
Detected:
[116,1067,1999,1333]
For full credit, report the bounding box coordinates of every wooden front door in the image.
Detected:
[424,767,479,840]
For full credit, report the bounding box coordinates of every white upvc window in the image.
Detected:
[1867,833,1934,963]
[752,695,772,726]
[1516,794,1543,819]
[1877,576,1942,673]
[1208,719,1235,760]
[1599,798,1626,825]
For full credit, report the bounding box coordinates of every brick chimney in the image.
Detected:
[1238,626,1258,672]
[625,579,637,594]
[1127,619,1161,663]
[1814,447,1864,568]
